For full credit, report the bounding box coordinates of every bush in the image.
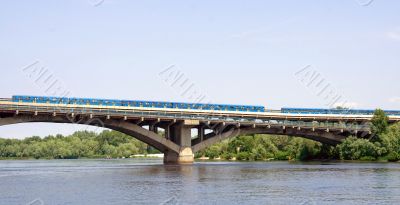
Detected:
[236,152,250,161]
[387,152,400,162]
[275,151,289,160]
[204,145,221,159]
[338,137,385,160]
[221,152,234,160]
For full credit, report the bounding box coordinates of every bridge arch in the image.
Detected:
[0,115,181,154]
[191,126,350,153]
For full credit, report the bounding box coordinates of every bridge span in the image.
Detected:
[1,99,399,164]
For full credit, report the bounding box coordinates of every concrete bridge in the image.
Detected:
[1,99,399,164]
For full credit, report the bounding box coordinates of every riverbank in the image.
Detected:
[1,156,398,163]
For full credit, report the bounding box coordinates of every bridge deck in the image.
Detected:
[0,99,390,132]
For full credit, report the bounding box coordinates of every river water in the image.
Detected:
[0,159,400,205]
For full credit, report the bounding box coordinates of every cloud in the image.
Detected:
[387,30,400,41]
[389,97,400,103]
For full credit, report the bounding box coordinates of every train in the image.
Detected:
[10,95,400,116]
[281,107,400,116]
[11,95,266,113]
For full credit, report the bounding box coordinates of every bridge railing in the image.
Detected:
[0,103,370,132]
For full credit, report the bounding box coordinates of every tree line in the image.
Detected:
[0,109,399,161]
[0,130,159,159]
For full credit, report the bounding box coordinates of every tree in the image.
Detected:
[337,137,385,160]
[371,109,389,140]
[380,122,400,157]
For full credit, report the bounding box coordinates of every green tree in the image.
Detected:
[371,109,389,140]
[338,137,385,160]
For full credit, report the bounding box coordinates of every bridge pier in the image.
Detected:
[163,121,196,164]
[164,147,194,164]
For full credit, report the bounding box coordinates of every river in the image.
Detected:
[0,159,400,205]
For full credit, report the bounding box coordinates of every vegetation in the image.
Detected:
[195,135,334,161]
[0,109,399,162]
[371,109,389,139]
[0,130,158,159]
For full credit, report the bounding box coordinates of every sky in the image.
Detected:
[0,0,399,139]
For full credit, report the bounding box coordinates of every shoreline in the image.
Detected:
[0,157,398,163]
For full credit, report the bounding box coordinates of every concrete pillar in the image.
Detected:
[164,147,194,164]
[149,123,158,134]
[198,126,205,142]
[164,122,194,164]
[169,122,192,147]
[165,126,170,140]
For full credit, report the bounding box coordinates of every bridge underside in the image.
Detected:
[0,112,370,164]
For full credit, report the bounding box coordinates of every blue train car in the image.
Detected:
[11,95,266,113]
[281,107,400,116]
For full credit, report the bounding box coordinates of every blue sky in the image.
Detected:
[1,0,400,139]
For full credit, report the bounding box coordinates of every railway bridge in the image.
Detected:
[1,98,399,164]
